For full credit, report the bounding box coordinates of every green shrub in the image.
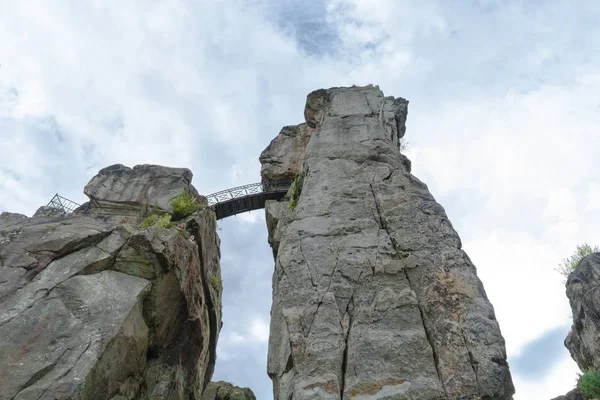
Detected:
[209,275,222,291]
[171,190,204,220]
[556,243,600,280]
[139,213,174,229]
[578,368,600,398]
[289,172,304,211]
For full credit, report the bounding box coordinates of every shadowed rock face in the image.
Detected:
[565,253,600,371]
[261,85,514,400]
[0,167,222,400]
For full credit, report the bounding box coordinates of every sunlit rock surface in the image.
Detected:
[261,85,514,400]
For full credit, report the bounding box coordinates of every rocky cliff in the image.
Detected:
[551,252,600,400]
[261,85,514,399]
[565,252,600,372]
[0,165,222,400]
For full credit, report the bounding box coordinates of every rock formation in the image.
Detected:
[201,381,257,400]
[0,165,221,400]
[551,388,585,400]
[84,164,205,214]
[261,85,514,399]
[564,252,600,372]
[552,252,600,400]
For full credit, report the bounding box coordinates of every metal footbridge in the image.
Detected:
[206,180,291,219]
[47,180,292,220]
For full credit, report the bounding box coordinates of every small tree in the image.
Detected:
[556,243,600,280]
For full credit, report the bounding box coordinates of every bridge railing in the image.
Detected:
[47,194,83,214]
[205,180,292,206]
[45,180,293,215]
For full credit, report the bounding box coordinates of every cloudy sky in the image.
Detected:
[1,0,599,398]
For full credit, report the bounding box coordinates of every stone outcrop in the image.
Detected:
[201,381,256,400]
[0,165,222,400]
[33,206,65,218]
[551,388,585,400]
[260,124,313,182]
[0,212,28,226]
[565,252,600,371]
[84,164,204,214]
[261,85,514,399]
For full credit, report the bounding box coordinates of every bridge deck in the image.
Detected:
[213,189,288,220]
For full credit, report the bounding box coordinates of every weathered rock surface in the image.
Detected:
[0,167,222,400]
[565,252,600,371]
[33,206,66,218]
[551,388,585,400]
[0,212,28,227]
[260,124,313,182]
[84,164,202,213]
[201,381,256,400]
[261,85,514,399]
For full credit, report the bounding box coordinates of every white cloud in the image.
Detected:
[250,317,270,343]
[513,356,580,400]
[2,0,600,398]
[464,233,571,357]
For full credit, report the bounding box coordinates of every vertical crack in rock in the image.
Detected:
[402,268,448,397]
[340,309,352,399]
[369,182,448,397]
[458,317,480,390]
[299,245,317,290]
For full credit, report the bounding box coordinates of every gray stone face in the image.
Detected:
[83,163,203,213]
[201,381,257,400]
[551,388,585,400]
[0,183,221,399]
[260,124,313,182]
[0,212,28,227]
[33,205,66,218]
[261,85,514,400]
[565,252,600,371]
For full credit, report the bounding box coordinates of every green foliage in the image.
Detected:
[578,368,600,398]
[178,229,190,239]
[139,213,174,230]
[209,275,222,291]
[171,190,204,220]
[556,243,600,280]
[289,172,304,211]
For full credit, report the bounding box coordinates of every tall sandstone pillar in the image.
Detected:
[260,86,514,400]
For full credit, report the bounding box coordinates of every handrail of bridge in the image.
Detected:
[47,194,83,214]
[45,180,293,215]
[205,180,292,206]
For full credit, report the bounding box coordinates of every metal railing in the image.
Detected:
[45,179,293,216]
[47,194,82,214]
[205,180,292,206]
